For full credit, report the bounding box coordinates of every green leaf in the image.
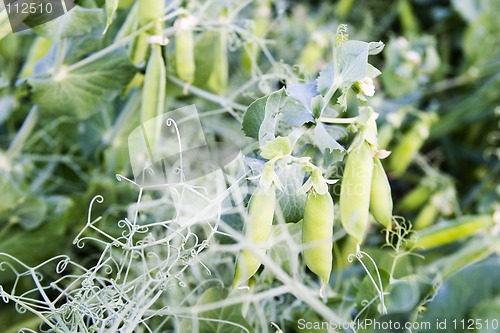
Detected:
[316,62,334,96]
[286,82,319,117]
[242,88,290,144]
[0,306,40,333]
[281,98,315,127]
[242,95,268,139]
[317,40,382,109]
[260,136,292,160]
[386,276,421,314]
[275,163,307,222]
[335,40,370,85]
[180,287,253,333]
[311,95,325,119]
[259,88,288,145]
[78,110,108,158]
[15,195,47,230]
[470,296,500,333]
[33,6,105,40]
[281,82,318,125]
[28,50,136,118]
[0,172,25,212]
[418,263,500,331]
[312,122,345,153]
[323,148,346,167]
[317,41,372,95]
[0,196,73,274]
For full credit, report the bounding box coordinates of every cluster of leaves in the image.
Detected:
[0,0,499,332]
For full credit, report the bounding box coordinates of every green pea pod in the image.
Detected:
[141,44,166,124]
[389,122,428,176]
[408,215,494,250]
[389,114,437,177]
[241,0,271,74]
[376,123,393,150]
[233,187,276,288]
[118,0,135,9]
[398,0,420,35]
[130,33,149,67]
[438,239,499,279]
[138,0,164,33]
[369,157,393,229]
[340,140,374,244]
[175,17,195,84]
[207,21,228,93]
[413,202,438,230]
[396,183,432,213]
[302,190,334,286]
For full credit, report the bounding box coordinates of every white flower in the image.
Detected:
[359,77,375,97]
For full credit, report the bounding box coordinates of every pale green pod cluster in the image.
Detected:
[339,140,374,244]
[233,186,276,288]
[369,157,393,230]
[302,190,334,286]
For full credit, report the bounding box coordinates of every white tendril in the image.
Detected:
[166,118,185,183]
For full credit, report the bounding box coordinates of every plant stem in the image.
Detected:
[319,115,358,124]
[6,107,38,159]
[322,79,340,109]
[163,285,290,315]
[167,75,247,113]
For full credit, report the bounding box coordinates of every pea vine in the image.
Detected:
[1,1,499,332]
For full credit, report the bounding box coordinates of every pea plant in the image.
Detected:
[1,0,499,332]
